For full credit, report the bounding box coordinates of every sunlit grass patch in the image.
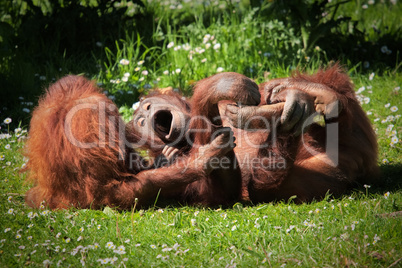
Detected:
[0,189,400,266]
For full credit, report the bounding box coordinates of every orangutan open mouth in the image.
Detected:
[152,110,173,139]
[152,109,190,143]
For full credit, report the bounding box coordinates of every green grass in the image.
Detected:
[0,0,401,267]
[0,186,401,266]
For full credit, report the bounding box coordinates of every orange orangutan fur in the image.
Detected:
[133,65,379,203]
[241,64,379,202]
[24,75,235,210]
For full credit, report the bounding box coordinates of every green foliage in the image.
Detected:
[1,0,401,125]
[95,33,159,107]
[259,0,353,54]
[157,7,302,88]
[253,0,402,71]
[0,0,151,122]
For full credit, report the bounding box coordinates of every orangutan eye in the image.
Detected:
[136,117,145,127]
[143,102,151,110]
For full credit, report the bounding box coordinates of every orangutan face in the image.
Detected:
[131,95,191,149]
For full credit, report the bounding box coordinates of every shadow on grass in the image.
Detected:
[369,163,402,194]
[150,163,402,210]
[18,164,402,212]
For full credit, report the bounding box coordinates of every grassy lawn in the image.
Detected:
[1,0,401,267]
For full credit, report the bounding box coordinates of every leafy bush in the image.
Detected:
[0,0,401,127]
[0,0,150,103]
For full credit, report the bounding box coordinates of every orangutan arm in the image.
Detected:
[104,130,236,209]
[223,89,313,135]
[259,76,341,118]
